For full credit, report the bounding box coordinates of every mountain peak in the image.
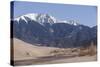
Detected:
[14,13,80,26]
[14,13,38,23]
[14,13,57,25]
[68,20,79,26]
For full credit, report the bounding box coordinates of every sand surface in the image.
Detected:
[12,38,97,66]
[13,38,60,60]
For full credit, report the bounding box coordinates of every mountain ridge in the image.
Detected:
[14,13,80,26]
[12,13,97,48]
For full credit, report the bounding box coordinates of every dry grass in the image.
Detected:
[13,38,97,61]
[12,38,97,65]
[79,45,97,56]
[49,45,97,57]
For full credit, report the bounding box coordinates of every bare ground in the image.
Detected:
[12,38,97,66]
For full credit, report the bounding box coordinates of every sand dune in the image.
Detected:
[12,38,97,65]
[13,38,60,60]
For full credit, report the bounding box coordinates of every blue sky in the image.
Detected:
[12,1,97,27]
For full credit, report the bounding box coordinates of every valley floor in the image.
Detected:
[11,38,97,66]
[14,55,97,66]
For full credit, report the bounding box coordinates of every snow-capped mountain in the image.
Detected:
[14,13,56,25]
[11,13,97,48]
[14,13,79,26]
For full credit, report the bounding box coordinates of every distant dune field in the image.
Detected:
[13,38,60,60]
[12,38,97,65]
